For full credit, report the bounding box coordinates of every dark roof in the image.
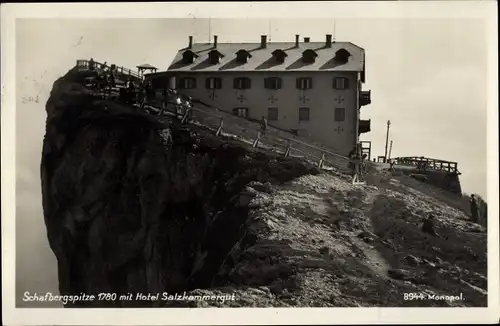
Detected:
[137,64,157,69]
[166,41,364,73]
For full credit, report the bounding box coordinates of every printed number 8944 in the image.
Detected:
[403,293,427,301]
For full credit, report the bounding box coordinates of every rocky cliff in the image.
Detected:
[41,68,488,308]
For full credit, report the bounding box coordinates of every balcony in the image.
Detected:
[360,90,371,106]
[358,119,371,134]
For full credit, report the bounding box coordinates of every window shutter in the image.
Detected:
[308,78,313,89]
[233,78,239,89]
[344,78,349,89]
[296,78,301,89]
[264,78,269,89]
[277,78,282,89]
[245,78,251,89]
[205,78,211,89]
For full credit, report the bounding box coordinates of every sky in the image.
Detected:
[14,17,488,306]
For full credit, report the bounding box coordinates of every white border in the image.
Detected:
[1,2,498,325]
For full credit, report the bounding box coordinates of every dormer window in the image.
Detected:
[302,49,318,64]
[208,50,224,65]
[272,49,287,63]
[182,50,199,64]
[335,49,351,64]
[236,49,252,64]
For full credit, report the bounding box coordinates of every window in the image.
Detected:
[296,77,313,90]
[182,50,198,64]
[236,49,252,63]
[302,49,318,64]
[264,77,282,90]
[272,49,287,63]
[335,49,351,64]
[205,77,222,89]
[233,77,251,90]
[268,108,278,121]
[208,50,224,65]
[299,107,310,121]
[334,107,346,121]
[233,107,248,118]
[333,77,349,90]
[178,77,197,89]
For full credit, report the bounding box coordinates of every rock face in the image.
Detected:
[41,68,487,308]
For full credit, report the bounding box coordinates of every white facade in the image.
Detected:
[168,71,359,155]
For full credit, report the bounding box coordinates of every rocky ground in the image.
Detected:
[41,67,487,308]
[172,169,487,307]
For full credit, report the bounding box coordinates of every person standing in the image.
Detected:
[469,194,480,223]
[260,116,268,132]
[89,58,95,71]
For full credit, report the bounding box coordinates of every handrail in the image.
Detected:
[76,59,141,79]
[391,156,460,174]
[148,98,352,173]
[190,100,350,162]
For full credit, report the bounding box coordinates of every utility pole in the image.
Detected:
[268,19,272,42]
[333,19,336,42]
[384,120,391,163]
[208,17,211,43]
[388,140,393,161]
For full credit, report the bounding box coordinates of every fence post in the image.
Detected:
[215,117,224,136]
[181,108,191,124]
[158,100,166,116]
[252,131,261,148]
[318,152,325,168]
[284,142,292,157]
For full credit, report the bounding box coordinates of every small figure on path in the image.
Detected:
[469,194,480,223]
[361,153,368,174]
[348,145,359,177]
[260,116,268,132]
[89,58,95,71]
[422,214,439,237]
[389,159,395,172]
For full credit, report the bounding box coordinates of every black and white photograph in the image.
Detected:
[1,1,498,325]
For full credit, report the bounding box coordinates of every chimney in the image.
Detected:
[261,35,267,48]
[213,35,218,48]
[325,34,332,48]
[304,37,310,43]
[188,36,193,49]
[295,34,300,47]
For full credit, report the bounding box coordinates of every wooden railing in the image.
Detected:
[392,156,460,174]
[76,59,142,80]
